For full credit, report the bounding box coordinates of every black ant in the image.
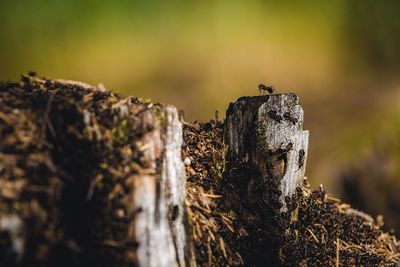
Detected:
[283,112,298,125]
[268,110,283,123]
[270,142,293,160]
[258,84,275,95]
[28,70,37,76]
[170,205,179,221]
[298,149,305,170]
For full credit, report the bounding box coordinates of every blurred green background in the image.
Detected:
[1,1,400,230]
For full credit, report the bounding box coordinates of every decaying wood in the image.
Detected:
[225,94,309,211]
[224,94,309,264]
[130,105,188,267]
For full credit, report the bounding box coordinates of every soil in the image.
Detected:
[183,118,400,266]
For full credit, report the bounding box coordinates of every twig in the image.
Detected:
[44,94,56,136]
[307,228,319,243]
[336,237,340,267]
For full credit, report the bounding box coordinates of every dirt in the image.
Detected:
[182,118,400,266]
[281,183,400,266]
[183,119,245,266]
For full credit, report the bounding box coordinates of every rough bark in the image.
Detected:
[129,105,188,267]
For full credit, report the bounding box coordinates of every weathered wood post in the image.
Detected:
[225,93,309,264]
[129,104,189,267]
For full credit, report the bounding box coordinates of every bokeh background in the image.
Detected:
[1,0,400,232]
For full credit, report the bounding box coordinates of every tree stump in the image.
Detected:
[226,94,309,211]
[130,105,188,267]
[224,93,309,264]
[0,76,192,267]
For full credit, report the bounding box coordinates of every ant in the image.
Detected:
[298,149,305,170]
[268,110,283,123]
[258,84,275,95]
[283,112,298,125]
[270,142,293,160]
[170,205,179,221]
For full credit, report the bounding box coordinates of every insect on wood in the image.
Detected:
[268,110,283,123]
[258,84,275,95]
[298,149,305,170]
[283,112,298,125]
[270,142,294,160]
